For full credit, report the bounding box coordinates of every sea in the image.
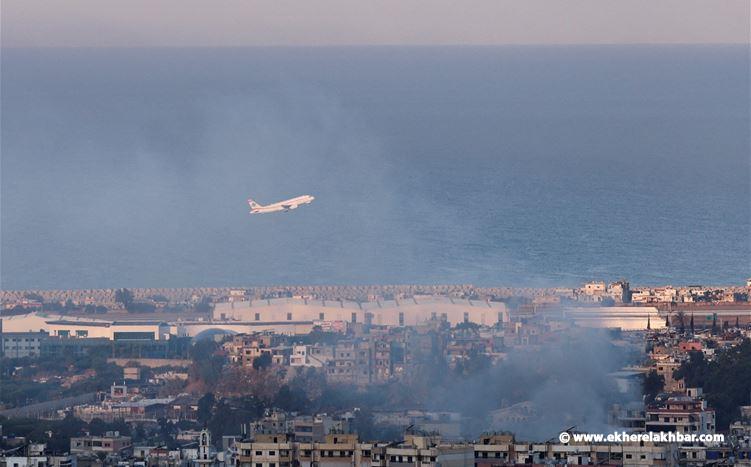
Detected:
[1,45,749,290]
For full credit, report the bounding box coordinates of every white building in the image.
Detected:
[45,319,171,341]
[213,296,507,331]
[289,344,331,367]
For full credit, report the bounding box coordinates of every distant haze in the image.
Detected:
[2,46,748,289]
[2,0,748,47]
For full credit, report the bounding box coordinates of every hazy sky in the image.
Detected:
[2,0,748,47]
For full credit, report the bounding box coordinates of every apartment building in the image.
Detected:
[645,395,716,434]
[224,334,289,366]
[325,340,372,386]
[236,433,479,467]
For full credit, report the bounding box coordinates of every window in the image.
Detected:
[113,331,155,340]
[351,312,357,323]
[287,313,292,321]
[319,312,325,320]
[464,312,469,322]
[255,313,260,321]
[399,312,404,326]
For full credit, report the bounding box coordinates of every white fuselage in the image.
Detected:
[248,195,315,214]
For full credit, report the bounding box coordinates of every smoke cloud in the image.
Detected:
[426,328,638,440]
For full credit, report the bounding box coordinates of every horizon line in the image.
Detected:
[2,42,748,50]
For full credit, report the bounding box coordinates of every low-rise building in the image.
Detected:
[70,432,133,457]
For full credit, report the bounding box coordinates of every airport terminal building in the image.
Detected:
[212,296,508,329]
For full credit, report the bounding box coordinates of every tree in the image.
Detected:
[252,352,273,370]
[190,340,224,388]
[289,367,327,403]
[195,297,213,314]
[208,399,234,447]
[673,350,707,388]
[134,424,147,442]
[673,340,751,429]
[642,370,665,403]
[157,417,178,449]
[115,289,134,309]
[197,392,215,425]
[273,384,308,412]
[352,409,376,441]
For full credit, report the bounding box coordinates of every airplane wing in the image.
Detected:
[281,204,293,209]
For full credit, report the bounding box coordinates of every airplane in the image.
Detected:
[247,195,315,214]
